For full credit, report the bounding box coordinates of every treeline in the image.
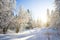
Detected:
[1,0,59,34]
[0,0,34,34]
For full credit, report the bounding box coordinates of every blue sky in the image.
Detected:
[16,0,54,20]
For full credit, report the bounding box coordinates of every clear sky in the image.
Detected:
[16,0,54,20]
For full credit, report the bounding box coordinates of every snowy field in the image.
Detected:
[0,28,60,40]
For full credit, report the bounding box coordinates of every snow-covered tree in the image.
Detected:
[50,0,60,31]
[46,9,51,27]
[17,6,32,32]
[0,0,16,34]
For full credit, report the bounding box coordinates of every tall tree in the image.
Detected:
[17,6,32,31]
[50,0,60,31]
[0,0,16,34]
[46,9,50,27]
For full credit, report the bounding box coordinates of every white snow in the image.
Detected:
[0,28,60,40]
[11,35,34,40]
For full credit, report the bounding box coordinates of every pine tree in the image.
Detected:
[46,9,50,27]
[50,0,60,31]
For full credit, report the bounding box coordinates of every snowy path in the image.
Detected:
[0,28,60,40]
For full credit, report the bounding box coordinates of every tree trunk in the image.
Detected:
[16,27,19,33]
[3,27,7,34]
[3,24,9,34]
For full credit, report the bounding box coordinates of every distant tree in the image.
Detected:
[27,9,33,29]
[46,9,50,27]
[17,6,32,32]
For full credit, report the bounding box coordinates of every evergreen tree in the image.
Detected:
[50,0,60,31]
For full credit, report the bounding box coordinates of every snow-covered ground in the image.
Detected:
[0,28,60,40]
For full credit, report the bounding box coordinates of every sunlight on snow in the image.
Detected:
[11,35,34,40]
[17,30,36,35]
